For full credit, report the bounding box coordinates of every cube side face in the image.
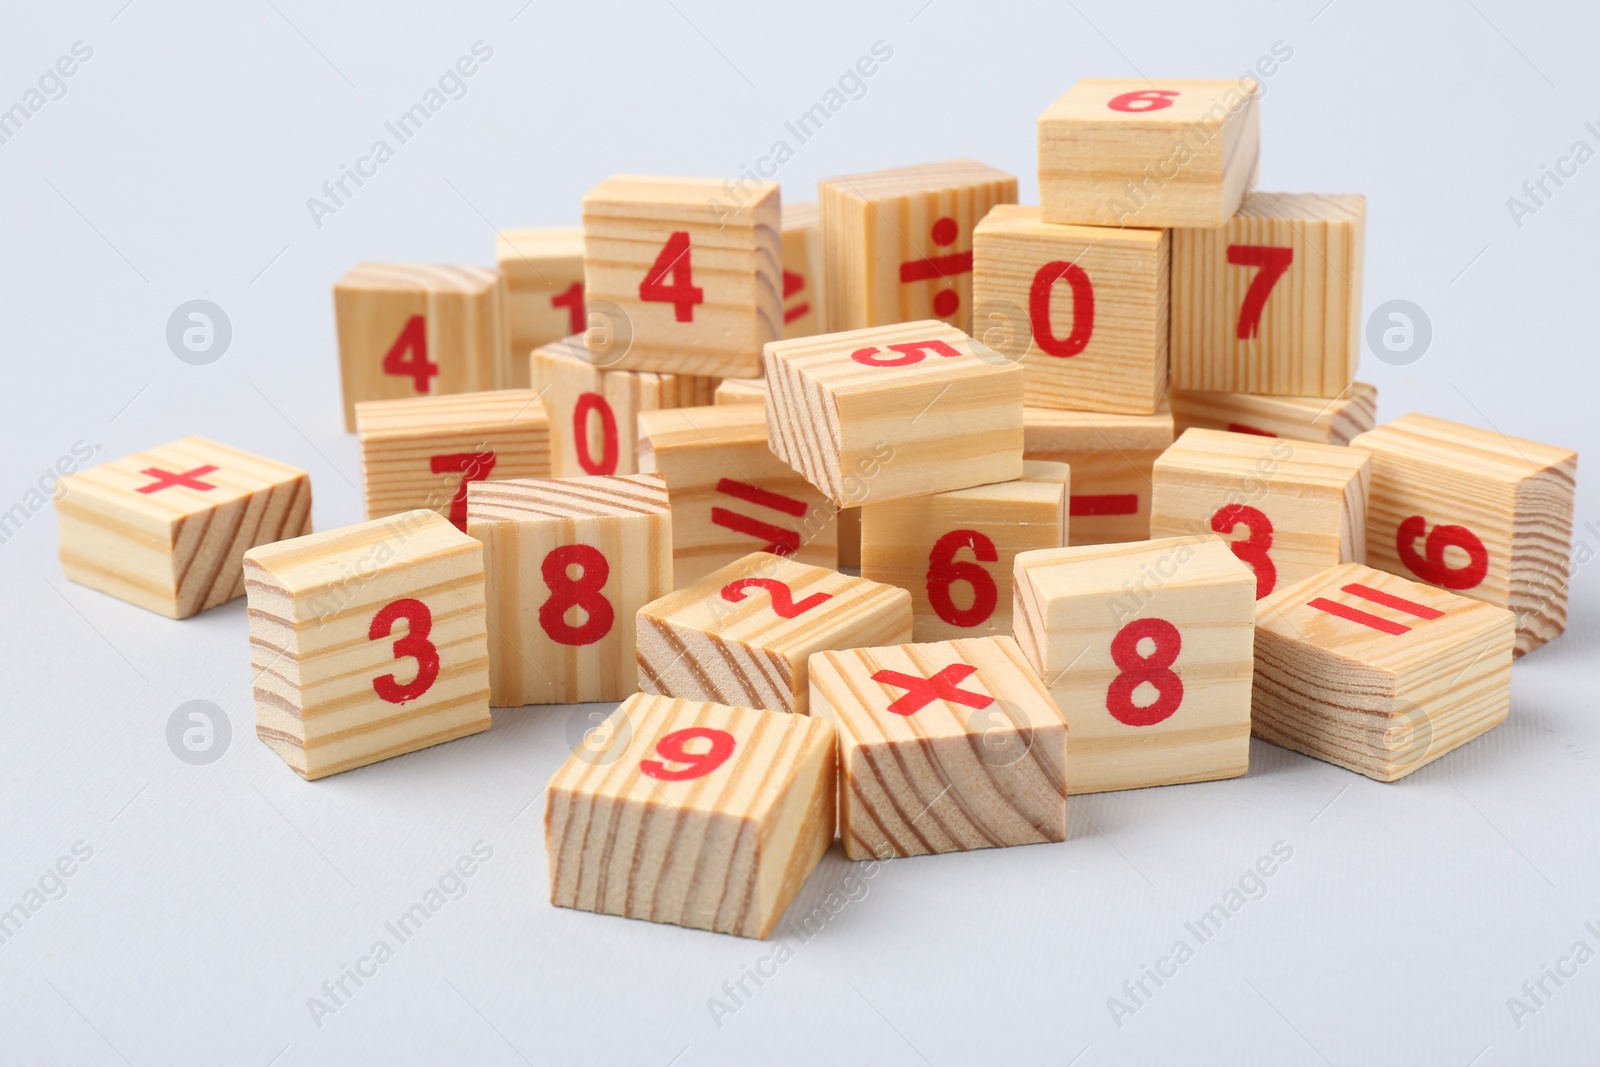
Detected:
[781,203,826,339]
[1510,456,1577,653]
[1025,409,1174,546]
[1171,383,1379,446]
[497,228,585,388]
[529,339,607,476]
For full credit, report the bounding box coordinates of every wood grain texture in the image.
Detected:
[243,509,491,780]
[764,320,1024,507]
[1350,413,1577,656]
[56,436,311,619]
[582,175,781,377]
[1172,192,1366,396]
[1253,562,1514,781]
[781,201,826,339]
[714,377,767,405]
[1150,428,1370,599]
[819,158,1017,334]
[861,461,1068,640]
[545,693,836,939]
[637,404,837,587]
[809,635,1067,860]
[496,227,585,388]
[1012,537,1255,794]
[356,390,551,527]
[1171,382,1377,445]
[972,205,1169,414]
[1038,77,1260,228]
[468,474,672,706]
[637,551,912,715]
[1023,405,1173,546]
[334,262,506,431]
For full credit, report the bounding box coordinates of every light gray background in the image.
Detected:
[2,2,1596,1064]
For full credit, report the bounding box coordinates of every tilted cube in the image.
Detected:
[496,226,585,388]
[1171,382,1378,446]
[1024,405,1174,546]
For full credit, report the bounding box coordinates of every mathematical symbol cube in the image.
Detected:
[468,474,671,707]
[1024,406,1174,546]
[1038,77,1261,228]
[1151,428,1371,600]
[1013,538,1256,794]
[861,461,1068,641]
[546,693,836,939]
[972,205,1169,414]
[638,404,837,586]
[355,390,550,531]
[1350,413,1577,656]
[1172,192,1366,396]
[781,201,826,339]
[496,227,585,388]
[810,635,1067,859]
[1253,563,1515,781]
[581,175,781,378]
[819,158,1017,334]
[243,510,491,780]
[764,321,1024,507]
[530,334,716,478]
[54,436,311,619]
[334,262,507,431]
[1171,382,1378,446]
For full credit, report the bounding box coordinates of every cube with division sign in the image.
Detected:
[1023,405,1174,546]
[496,227,586,388]
[1171,383,1378,446]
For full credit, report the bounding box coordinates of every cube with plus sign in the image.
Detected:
[54,436,312,618]
[809,635,1067,859]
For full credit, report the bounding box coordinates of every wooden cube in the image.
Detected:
[637,551,911,715]
[1172,382,1378,446]
[1253,563,1515,781]
[1013,538,1256,794]
[468,474,671,707]
[819,158,1017,334]
[545,692,836,939]
[581,175,780,378]
[1023,406,1174,546]
[1350,413,1577,656]
[55,437,311,619]
[810,635,1067,859]
[764,320,1024,507]
[638,404,836,586]
[781,201,826,339]
[496,227,585,388]
[861,461,1068,641]
[243,510,491,780]
[334,262,506,432]
[1172,192,1366,397]
[1038,78,1260,228]
[529,335,716,478]
[355,390,550,531]
[714,376,767,406]
[972,205,1169,414]
[1150,428,1370,600]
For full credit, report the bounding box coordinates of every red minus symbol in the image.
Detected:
[900,251,973,283]
[1227,422,1276,437]
[1070,493,1139,517]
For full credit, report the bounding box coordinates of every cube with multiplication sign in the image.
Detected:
[1023,405,1174,546]
[1171,383,1377,446]
[781,201,826,339]
[334,263,506,432]
[496,227,585,388]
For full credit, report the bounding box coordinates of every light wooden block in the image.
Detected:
[1038,77,1260,228]
[334,263,506,432]
[1350,413,1577,656]
[243,510,491,780]
[530,334,716,478]
[781,201,826,339]
[55,437,311,619]
[1023,406,1174,546]
[1172,192,1366,397]
[819,158,1018,334]
[637,551,911,715]
[714,376,767,406]
[545,692,836,939]
[1013,538,1255,794]
[581,175,780,378]
[972,205,1169,414]
[468,474,671,707]
[1172,382,1378,446]
[1151,428,1370,600]
[861,461,1068,641]
[638,404,837,587]
[355,390,550,531]
[764,320,1024,507]
[810,635,1067,859]
[1253,562,1515,781]
[496,227,585,388]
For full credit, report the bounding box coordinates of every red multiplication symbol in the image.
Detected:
[1029,261,1094,357]
[639,726,736,781]
[899,216,970,320]
[639,231,704,322]
[1211,503,1276,599]
[430,451,497,531]
[1227,422,1276,437]
[850,338,964,368]
[720,577,832,618]
[1396,516,1489,591]
[539,544,613,646]
[136,465,219,494]
[871,663,994,717]
[369,598,440,705]
[1105,618,1183,727]
[783,270,810,325]
[382,315,437,393]
[926,530,998,628]
[712,478,808,555]
[572,392,619,475]
[550,281,585,335]
[1307,581,1445,636]
[1070,493,1139,517]
[1227,245,1294,340]
[1107,89,1179,112]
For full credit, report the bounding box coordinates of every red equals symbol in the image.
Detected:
[900,216,970,320]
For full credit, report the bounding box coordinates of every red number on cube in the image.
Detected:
[381,315,438,393]
[720,578,832,618]
[431,451,497,531]
[550,281,585,335]
[639,727,736,781]
[1105,618,1183,727]
[926,529,999,628]
[1396,516,1489,591]
[639,231,704,322]
[572,392,619,476]
[850,338,964,367]
[1227,245,1294,340]
[539,544,614,646]
[1029,261,1095,357]
[1211,503,1276,599]
[369,598,441,705]
[1108,89,1179,112]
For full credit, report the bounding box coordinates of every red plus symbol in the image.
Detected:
[871,663,994,717]
[135,465,219,494]
[899,216,969,320]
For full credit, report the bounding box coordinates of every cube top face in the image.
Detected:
[1352,413,1576,485]
[468,472,669,526]
[1023,405,1174,455]
[60,436,305,526]
[1157,427,1370,492]
[496,226,584,273]
[354,389,548,442]
[714,377,767,405]
[583,174,779,224]
[821,157,1017,200]
[336,261,499,296]
[1017,536,1254,632]
[783,201,818,229]
[1171,381,1378,446]
[916,459,1068,517]
[1042,77,1259,127]
[766,320,1012,402]
[637,403,770,461]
